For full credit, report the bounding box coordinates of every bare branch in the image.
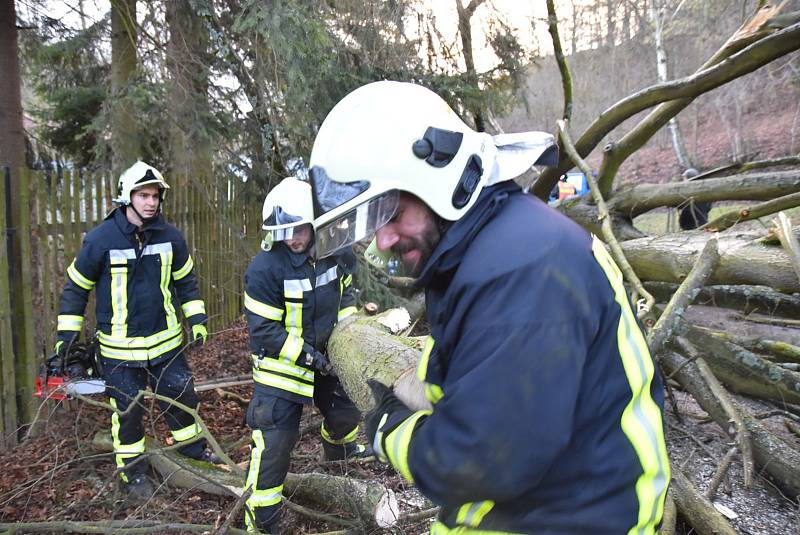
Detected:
[774,212,800,284]
[546,0,572,121]
[701,191,800,232]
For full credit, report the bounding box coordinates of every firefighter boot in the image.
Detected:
[322,440,375,462]
[123,474,155,504]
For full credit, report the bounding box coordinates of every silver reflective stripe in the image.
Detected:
[109,249,136,261]
[142,242,173,256]
[271,227,294,241]
[284,278,312,295]
[316,266,338,288]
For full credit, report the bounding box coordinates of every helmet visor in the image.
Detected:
[315,190,399,259]
[263,206,303,229]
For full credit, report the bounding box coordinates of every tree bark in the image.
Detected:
[110,0,139,173]
[92,433,401,529]
[619,231,800,293]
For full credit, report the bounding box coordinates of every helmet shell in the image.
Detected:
[309,81,497,228]
[114,161,170,205]
[262,177,314,231]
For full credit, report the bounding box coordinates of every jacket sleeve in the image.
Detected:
[57,237,102,344]
[243,257,308,364]
[384,266,595,508]
[172,235,207,327]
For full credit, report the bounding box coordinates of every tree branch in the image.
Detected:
[701,191,800,232]
[546,0,572,121]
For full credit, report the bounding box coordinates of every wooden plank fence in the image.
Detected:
[0,166,263,449]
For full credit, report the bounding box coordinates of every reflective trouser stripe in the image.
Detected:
[383,410,431,483]
[430,521,522,534]
[171,421,202,442]
[110,398,146,483]
[245,430,284,532]
[456,501,495,528]
[591,236,670,535]
[321,422,358,445]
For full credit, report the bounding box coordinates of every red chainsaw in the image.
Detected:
[34,341,105,400]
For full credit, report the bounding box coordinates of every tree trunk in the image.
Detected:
[455,0,487,131]
[110,0,139,173]
[619,231,800,293]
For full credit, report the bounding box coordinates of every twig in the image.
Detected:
[546,0,572,121]
[282,499,359,528]
[399,507,439,523]
[659,493,677,535]
[0,521,249,534]
[733,314,800,327]
[774,212,800,284]
[701,191,800,231]
[705,446,738,500]
[215,388,250,406]
[648,236,720,357]
[213,487,252,535]
[556,119,654,317]
[692,353,754,488]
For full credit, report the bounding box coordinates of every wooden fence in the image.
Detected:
[0,166,263,448]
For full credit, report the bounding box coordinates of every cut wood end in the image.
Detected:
[375,489,401,528]
[364,302,380,315]
[376,308,411,334]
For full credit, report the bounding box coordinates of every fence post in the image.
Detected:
[0,167,18,449]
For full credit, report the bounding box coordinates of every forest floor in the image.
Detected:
[3,98,800,534]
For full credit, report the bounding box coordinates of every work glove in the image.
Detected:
[54,332,79,359]
[302,344,334,375]
[191,324,208,345]
[364,379,413,462]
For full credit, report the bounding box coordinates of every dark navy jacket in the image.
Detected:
[57,208,207,367]
[386,182,670,534]
[244,244,357,403]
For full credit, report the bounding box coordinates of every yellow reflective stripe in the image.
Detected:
[338,306,357,320]
[159,251,179,329]
[321,422,359,445]
[172,255,194,280]
[98,326,183,361]
[252,368,314,397]
[57,314,84,331]
[417,336,444,403]
[285,300,303,337]
[384,410,431,483]
[430,521,521,534]
[181,299,206,318]
[425,383,444,404]
[67,260,95,290]
[279,333,304,361]
[171,422,202,442]
[244,292,283,321]
[591,237,670,535]
[110,398,146,482]
[245,429,264,492]
[456,501,495,528]
[110,265,128,337]
[417,336,435,381]
[342,274,353,287]
[252,355,314,382]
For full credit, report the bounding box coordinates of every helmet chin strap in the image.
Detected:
[127,203,161,226]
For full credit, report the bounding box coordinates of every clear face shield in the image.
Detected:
[314,190,400,259]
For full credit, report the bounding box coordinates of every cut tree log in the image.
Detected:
[326,311,430,412]
[91,433,400,529]
[643,282,800,318]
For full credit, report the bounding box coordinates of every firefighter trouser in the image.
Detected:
[103,351,206,482]
[244,375,361,533]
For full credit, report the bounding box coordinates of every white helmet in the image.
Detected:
[261,177,314,250]
[308,80,557,259]
[113,161,170,206]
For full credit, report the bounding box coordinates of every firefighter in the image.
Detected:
[55,161,219,502]
[307,81,671,534]
[242,177,369,534]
